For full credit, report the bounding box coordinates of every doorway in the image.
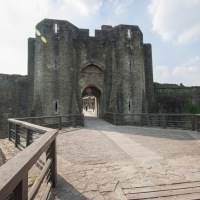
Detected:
[82,86,101,117]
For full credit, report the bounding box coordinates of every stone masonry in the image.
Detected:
[31,19,154,118]
[1,19,199,138]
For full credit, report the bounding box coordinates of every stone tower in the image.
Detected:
[29,19,154,118]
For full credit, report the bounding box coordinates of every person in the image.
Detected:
[86,105,88,111]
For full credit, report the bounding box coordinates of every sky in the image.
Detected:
[0,0,200,86]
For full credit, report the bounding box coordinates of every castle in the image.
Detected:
[0,19,199,137]
[31,19,154,117]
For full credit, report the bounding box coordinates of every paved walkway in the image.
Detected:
[49,117,200,200]
[1,115,200,199]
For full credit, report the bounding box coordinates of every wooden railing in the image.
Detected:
[104,112,200,132]
[16,114,84,130]
[0,118,58,200]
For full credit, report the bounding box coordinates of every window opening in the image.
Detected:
[129,101,131,111]
[54,23,58,34]
[127,29,131,39]
[55,100,58,112]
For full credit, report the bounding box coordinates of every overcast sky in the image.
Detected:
[0,0,200,86]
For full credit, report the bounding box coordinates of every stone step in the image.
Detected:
[125,181,200,199]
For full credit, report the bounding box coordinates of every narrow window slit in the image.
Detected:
[54,24,58,34]
[127,29,131,38]
[129,101,131,111]
[55,101,58,112]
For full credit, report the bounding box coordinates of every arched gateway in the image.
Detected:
[31,19,154,118]
[80,64,103,117]
[82,85,101,116]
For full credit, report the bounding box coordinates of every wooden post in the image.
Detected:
[162,115,166,128]
[147,114,150,126]
[46,140,57,188]
[120,114,123,125]
[140,115,143,127]
[113,114,117,125]
[82,114,84,127]
[192,115,196,131]
[25,129,30,147]
[73,115,76,127]
[13,174,28,200]
[15,124,20,147]
[8,122,11,141]
[197,115,200,132]
[195,115,198,131]
[58,117,62,130]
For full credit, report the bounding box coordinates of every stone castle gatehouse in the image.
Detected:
[29,19,154,118]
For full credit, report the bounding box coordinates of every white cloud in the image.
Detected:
[153,65,170,83]
[0,0,103,75]
[172,66,199,76]
[176,25,200,44]
[185,56,200,65]
[154,56,200,86]
[148,0,200,44]
[62,0,103,15]
[172,56,200,85]
[112,0,134,16]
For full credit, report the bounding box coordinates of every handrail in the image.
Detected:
[14,114,84,130]
[104,112,200,132]
[0,119,58,200]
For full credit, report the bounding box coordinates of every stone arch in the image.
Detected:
[82,85,102,117]
[81,62,105,72]
[80,63,104,117]
[81,84,102,94]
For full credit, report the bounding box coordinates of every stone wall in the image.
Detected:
[0,74,32,138]
[0,19,155,137]
[155,83,200,113]
[32,19,152,117]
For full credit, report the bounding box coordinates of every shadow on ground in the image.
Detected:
[49,174,88,200]
[0,148,6,167]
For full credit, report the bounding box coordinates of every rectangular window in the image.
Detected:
[54,23,58,34]
[127,29,131,39]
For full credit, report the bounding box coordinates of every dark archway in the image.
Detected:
[82,86,101,117]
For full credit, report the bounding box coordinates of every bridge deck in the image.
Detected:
[48,116,200,200]
[1,114,200,199]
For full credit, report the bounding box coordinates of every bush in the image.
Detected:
[186,102,200,114]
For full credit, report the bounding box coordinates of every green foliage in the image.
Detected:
[28,175,38,187]
[154,82,182,89]
[154,82,200,90]
[186,102,200,114]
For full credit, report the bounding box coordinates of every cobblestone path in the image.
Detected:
[49,117,200,200]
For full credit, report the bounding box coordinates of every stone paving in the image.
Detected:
[49,116,200,200]
[1,114,200,199]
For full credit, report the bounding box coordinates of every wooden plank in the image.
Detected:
[46,140,57,188]
[0,127,58,200]
[29,158,52,200]
[149,192,200,200]
[8,119,53,134]
[130,181,200,194]
[40,181,52,200]
[12,174,28,200]
[126,186,200,200]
